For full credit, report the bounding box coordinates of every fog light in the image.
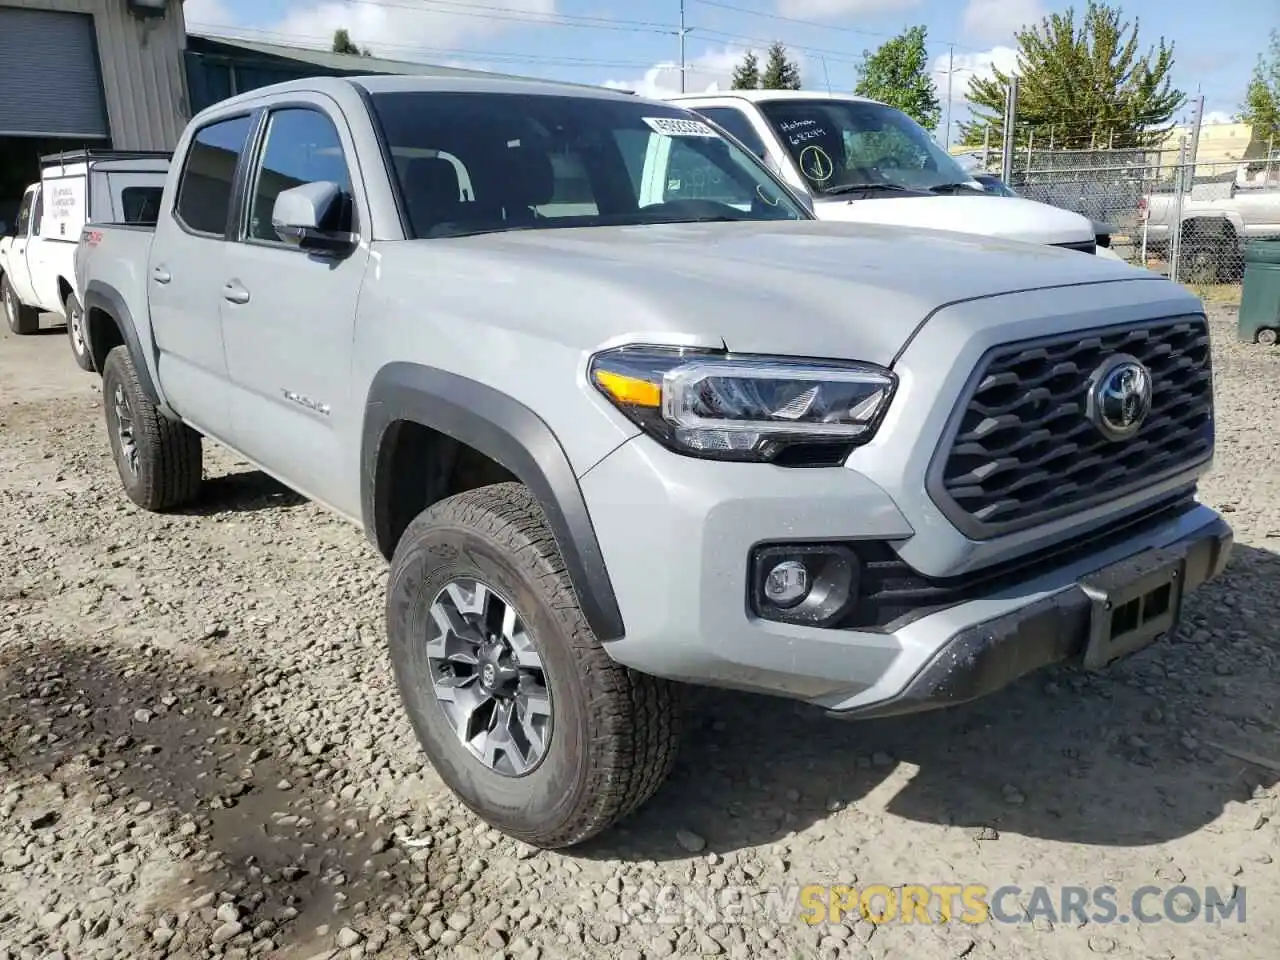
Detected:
[750,543,861,627]
[764,560,809,608]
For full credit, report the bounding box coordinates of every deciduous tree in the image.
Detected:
[854,26,941,129]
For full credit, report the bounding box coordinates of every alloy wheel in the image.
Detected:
[113,383,139,476]
[426,578,552,776]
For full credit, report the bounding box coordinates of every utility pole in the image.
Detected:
[679,0,687,93]
[943,44,954,149]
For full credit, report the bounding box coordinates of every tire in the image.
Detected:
[65,290,94,371]
[386,481,681,848]
[2,274,40,335]
[101,345,203,511]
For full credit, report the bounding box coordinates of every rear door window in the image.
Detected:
[175,114,255,236]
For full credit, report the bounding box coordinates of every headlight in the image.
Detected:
[588,345,896,464]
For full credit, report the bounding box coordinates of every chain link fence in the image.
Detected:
[958,122,1280,302]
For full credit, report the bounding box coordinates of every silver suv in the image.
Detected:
[74,75,1232,848]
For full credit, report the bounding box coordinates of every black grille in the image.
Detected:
[840,494,1196,631]
[930,317,1213,537]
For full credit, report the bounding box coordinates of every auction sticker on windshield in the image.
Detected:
[643,117,718,137]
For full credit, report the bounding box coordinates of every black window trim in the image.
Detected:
[693,105,769,158]
[30,184,43,237]
[172,108,262,241]
[235,99,362,252]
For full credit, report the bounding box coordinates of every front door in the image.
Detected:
[220,98,370,518]
[5,185,38,305]
[147,111,258,440]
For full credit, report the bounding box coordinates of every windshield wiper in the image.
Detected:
[821,182,920,197]
[928,182,985,195]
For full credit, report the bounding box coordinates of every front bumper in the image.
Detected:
[581,436,1233,717]
[827,513,1232,719]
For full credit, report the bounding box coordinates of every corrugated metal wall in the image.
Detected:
[0,0,189,149]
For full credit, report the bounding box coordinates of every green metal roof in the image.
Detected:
[186,33,608,91]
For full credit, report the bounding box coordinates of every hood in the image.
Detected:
[811,193,1095,246]
[406,219,1150,367]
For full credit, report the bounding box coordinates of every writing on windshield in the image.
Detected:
[757,99,973,195]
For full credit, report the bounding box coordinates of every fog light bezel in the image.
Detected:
[749,543,862,627]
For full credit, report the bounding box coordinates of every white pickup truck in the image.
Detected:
[0,150,169,369]
[669,90,1117,257]
[1140,179,1280,282]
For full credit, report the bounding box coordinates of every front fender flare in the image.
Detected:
[361,363,625,642]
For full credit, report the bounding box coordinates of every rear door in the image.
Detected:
[220,96,370,517]
[148,111,258,441]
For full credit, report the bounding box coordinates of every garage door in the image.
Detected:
[0,8,108,138]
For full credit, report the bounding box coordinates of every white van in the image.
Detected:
[666,90,1119,259]
[0,150,169,369]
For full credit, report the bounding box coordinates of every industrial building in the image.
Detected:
[0,0,602,223]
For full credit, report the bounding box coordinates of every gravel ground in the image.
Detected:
[1,303,1278,960]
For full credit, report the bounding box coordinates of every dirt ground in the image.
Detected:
[1,304,1278,960]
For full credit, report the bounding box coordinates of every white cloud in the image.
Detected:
[777,0,921,17]
[183,0,238,31]
[185,0,556,55]
[961,0,1045,44]
[931,45,1018,108]
[1202,110,1235,126]
[602,46,814,99]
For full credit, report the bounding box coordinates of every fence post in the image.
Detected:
[1026,129,1034,174]
[1169,134,1188,284]
[1001,76,1019,184]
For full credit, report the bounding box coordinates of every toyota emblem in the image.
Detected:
[1087,354,1153,441]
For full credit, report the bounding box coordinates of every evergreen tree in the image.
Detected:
[332,28,361,55]
[958,1,1184,149]
[730,50,761,90]
[760,42,802,90]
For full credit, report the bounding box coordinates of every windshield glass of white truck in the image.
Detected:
[368,91,809,238]
[756,98,977,197]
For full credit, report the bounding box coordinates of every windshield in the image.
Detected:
[368,91,808,238]
[756,98,976,196]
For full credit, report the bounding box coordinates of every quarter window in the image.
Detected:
[15,190,33,235]
[247,108,354,243]
[175,114,255,236]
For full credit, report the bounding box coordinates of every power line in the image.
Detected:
[688,0,980,53]
[274,0,681,35]
[185,22,661,71]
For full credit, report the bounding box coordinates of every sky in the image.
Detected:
[182,0,1265,142]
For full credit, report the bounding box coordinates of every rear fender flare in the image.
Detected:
[82,280,170,413]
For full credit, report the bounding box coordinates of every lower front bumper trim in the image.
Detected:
[828,516,1233,721]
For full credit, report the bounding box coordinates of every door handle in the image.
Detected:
[152,266,171,284]
[223,280,250,305]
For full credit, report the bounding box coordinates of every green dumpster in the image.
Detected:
[1238,239,1280,345]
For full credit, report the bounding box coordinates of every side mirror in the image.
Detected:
[272,181,355,254]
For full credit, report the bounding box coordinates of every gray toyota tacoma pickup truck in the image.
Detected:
[75,75,1232,848]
